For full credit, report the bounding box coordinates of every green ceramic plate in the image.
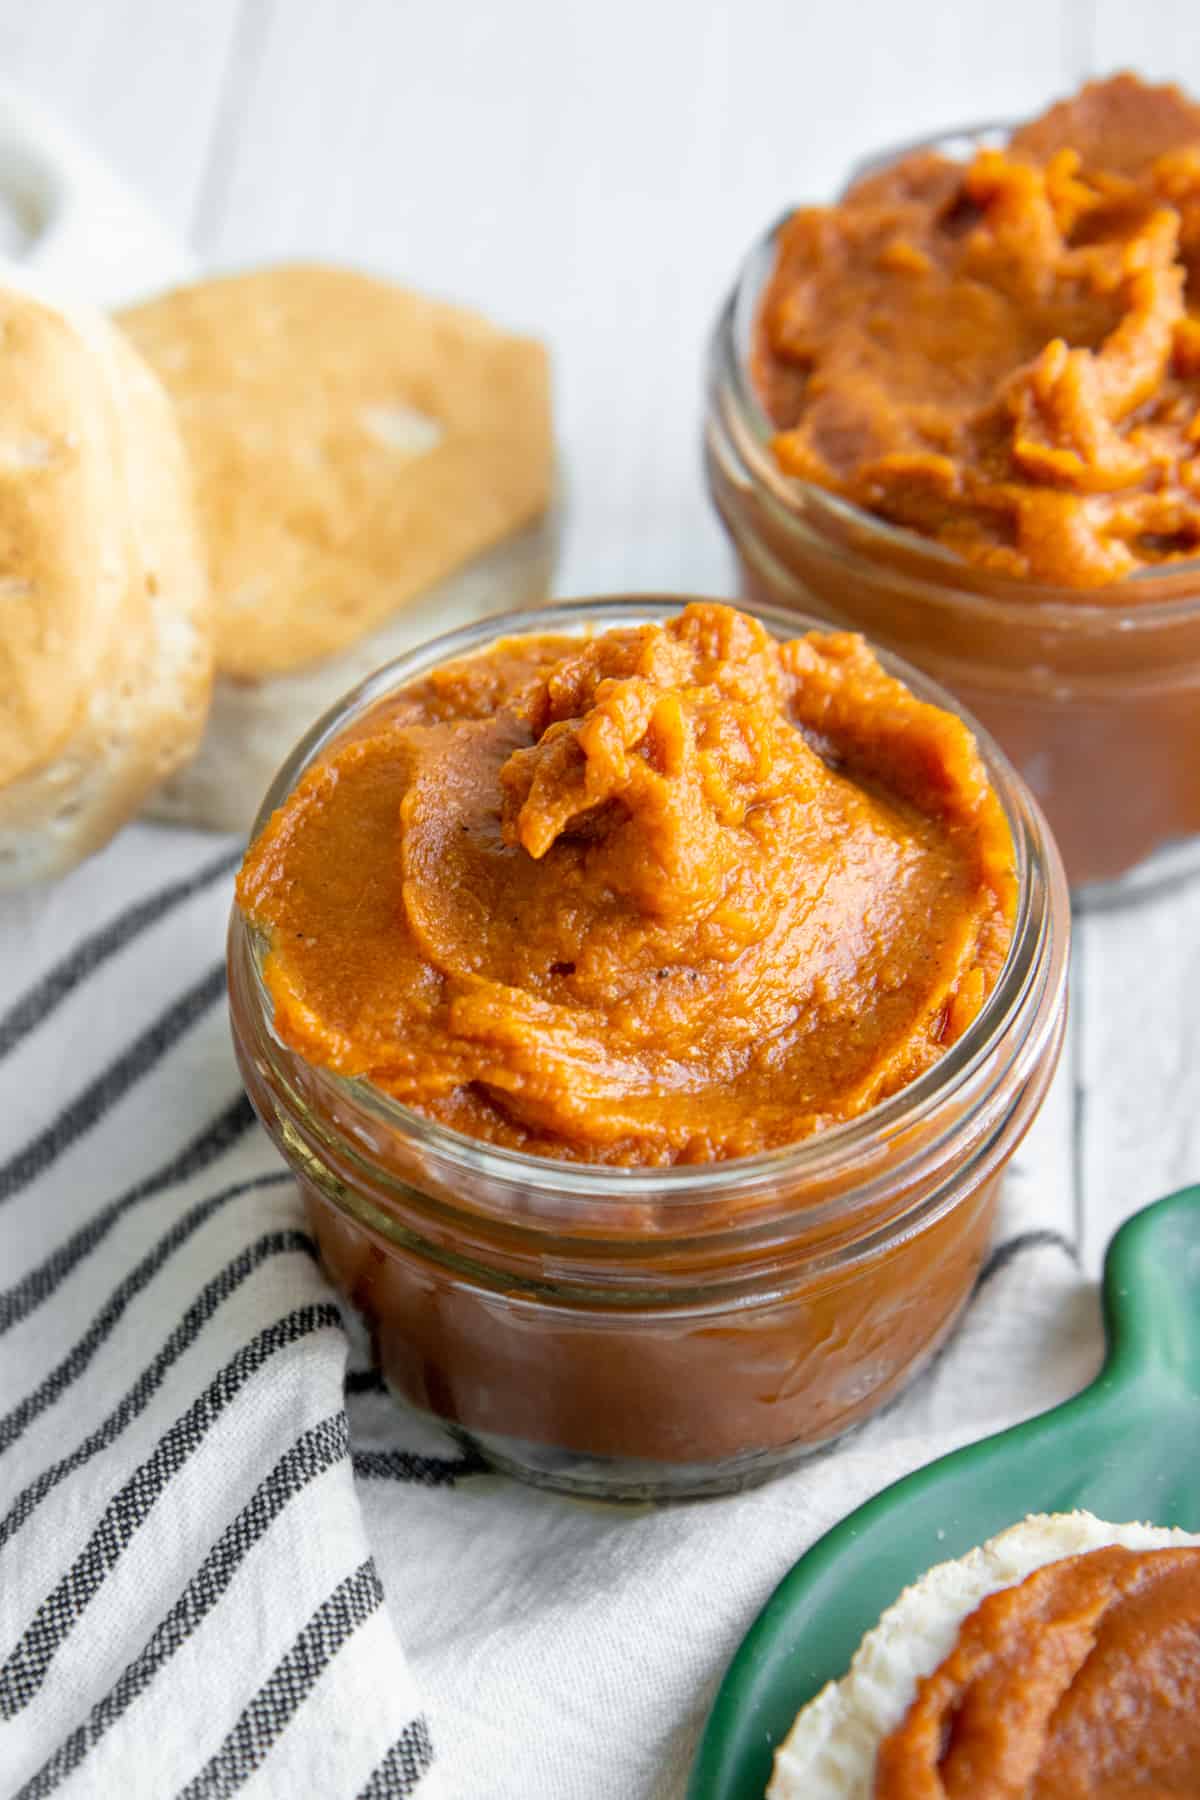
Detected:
[688,1184,1200,1800]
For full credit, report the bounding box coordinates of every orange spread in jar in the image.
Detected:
[755,73,1200,586]
[237,603,1014,1165]
[876,1544,1200,1797]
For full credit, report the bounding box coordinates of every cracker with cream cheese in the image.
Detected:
[769,1510,1200,1799]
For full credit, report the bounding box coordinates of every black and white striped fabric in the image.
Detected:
[1,825,1105,1798]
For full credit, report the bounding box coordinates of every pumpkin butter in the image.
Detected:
[876,1544,1200,1798]
[755,73,1200,586]
[238,602,1014,1165]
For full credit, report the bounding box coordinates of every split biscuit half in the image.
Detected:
[0,283,211,887]
[119,264,556,831]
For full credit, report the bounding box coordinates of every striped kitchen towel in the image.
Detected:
[0,825,1102,1799]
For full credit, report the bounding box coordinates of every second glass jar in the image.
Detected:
[706,156,1200,904]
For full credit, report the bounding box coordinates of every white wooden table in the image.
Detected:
[3,0,1198,1271]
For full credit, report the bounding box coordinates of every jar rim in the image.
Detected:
[713,117,1200,631]
[236,594,1069,1206]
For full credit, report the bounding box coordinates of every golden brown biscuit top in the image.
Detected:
[0,291,177,789]
[120,264,553,676]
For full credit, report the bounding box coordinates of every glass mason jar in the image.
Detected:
[705,127,1200,905]
[228,598,1069,1502]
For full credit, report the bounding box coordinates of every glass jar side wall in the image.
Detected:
[233,894,1064,1500]
[706,416,1200,899]
[302,1167,1000,1499]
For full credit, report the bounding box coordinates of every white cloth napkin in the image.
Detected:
[0,824,1104,1799]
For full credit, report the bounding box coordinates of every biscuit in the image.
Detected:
[0,285,211,886]
[119,263,555,830]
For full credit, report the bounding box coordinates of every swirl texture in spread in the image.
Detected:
[755,73,1200,586]
[238,603,1015,1164]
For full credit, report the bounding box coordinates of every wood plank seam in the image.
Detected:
[190,0,274,252]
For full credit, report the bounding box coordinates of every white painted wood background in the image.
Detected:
[2,0,1198,1270]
